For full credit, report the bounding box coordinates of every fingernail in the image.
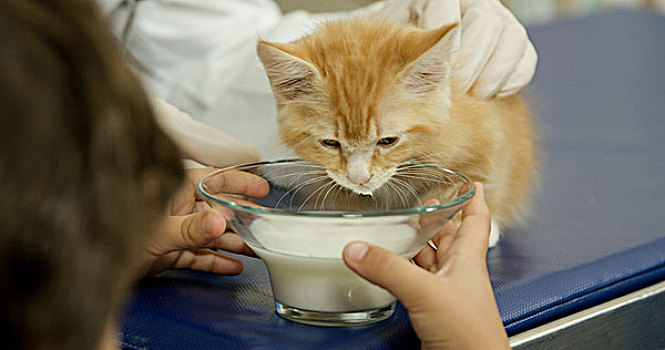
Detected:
[345,242,368,262]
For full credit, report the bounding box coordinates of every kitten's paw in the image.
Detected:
[488,219,501,248]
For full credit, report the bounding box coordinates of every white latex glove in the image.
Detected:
[151,98,260,168]
[378,0,537,98]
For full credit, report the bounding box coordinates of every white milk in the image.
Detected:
[247,216,423,312]
[253,247,396,312]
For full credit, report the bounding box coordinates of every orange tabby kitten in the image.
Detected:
[257,18,537,246]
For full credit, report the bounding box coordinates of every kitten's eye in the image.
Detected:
[321,139,340,148]
[377,136,399,146]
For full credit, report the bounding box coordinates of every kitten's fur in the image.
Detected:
[257,19,537,246]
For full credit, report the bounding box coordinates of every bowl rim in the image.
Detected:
[197,159,476,218]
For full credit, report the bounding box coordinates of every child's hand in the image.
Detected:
[343,183,509,350]
[136,168,269,277]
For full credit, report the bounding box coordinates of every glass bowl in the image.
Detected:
[198,159,475,326]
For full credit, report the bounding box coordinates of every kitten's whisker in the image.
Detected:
[286,163,328,187]
[385,180,408,208]
[396,172,456,188]
[397,166,458,179]
[407,152,478,168]
[313,179,335,210]
[320,182,339,210]
[266,171,327,182]
[396,168,445,178]
[298,179,334,211]
[395,168,460,190]
[368,188,379,209]
[332,184,344,211]
[262,162,326,180]
[394,175,451,189]
[387,178,409,208]
[289,164,310,189]
[290,175,330,194]
[395,171,455,183]
[376,184,387,210]
[391,177,422,206]
[274,175,330,209]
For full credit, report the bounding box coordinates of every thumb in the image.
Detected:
[160,209,227,251]
[343,241,436,308]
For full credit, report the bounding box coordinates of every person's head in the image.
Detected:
[0,1,184,349]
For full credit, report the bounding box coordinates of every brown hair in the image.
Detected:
[0,1,184,349]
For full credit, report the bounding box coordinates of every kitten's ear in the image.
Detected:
[399,23,459,93]
[257,41,320,101]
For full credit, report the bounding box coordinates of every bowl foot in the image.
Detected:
[275,301,396,327]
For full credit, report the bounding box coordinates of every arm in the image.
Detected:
[151,98,259,168]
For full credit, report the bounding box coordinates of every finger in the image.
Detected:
[434,220,458,254]
[413,244,438,272]
[209,232,258,257]
[454,7,503,93]
[170,249,245,275]
[414,198,448,271]
[187,167,217,186]
[160,209,227,251]
[198,170,270,199]
[414,202,461,271]
[496,41,538,98]
[194,200,210,213]
[417,198,440,229]
[469,23,527,98]
[446,182,491,257]
[343,241,437,308]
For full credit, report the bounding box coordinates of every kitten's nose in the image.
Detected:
[347,154,372,185]
[348,173,373,186]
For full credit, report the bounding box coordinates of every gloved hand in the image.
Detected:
[378,0,537,98]
[151,98,260,168]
